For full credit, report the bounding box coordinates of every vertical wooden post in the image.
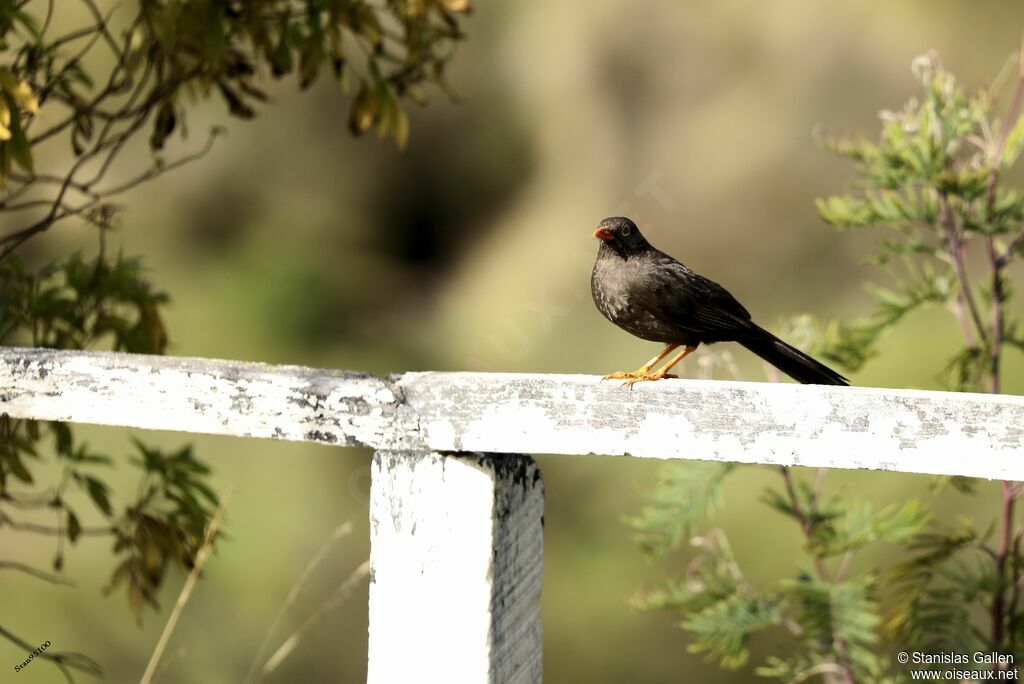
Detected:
[368,451,544,684]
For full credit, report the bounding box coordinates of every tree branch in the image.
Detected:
[0,560,75,586]
[139,490,231,684]
[0,623,103,681]
[937,192,989,350]
[0,129,219,261]
[779,466,856,684]
[0,512,114,536]
[1009,531,1023,644]
[993,481,1017,647]
[999,229,1024,268]
[981,46,1022,652]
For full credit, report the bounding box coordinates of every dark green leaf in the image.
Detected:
[67,508,81,543]
[80,475,113,516]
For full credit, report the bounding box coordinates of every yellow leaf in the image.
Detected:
[0,68,39,114]
[0,98,11,141]
[348,83,378,135]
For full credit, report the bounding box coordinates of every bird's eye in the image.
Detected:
[621,226,632,236]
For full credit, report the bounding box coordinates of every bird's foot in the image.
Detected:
[601,370,646,381]
[621,371,678,388]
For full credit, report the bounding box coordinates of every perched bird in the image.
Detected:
[591,216,848,387]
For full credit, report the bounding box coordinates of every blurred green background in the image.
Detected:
[3,0,1024,682]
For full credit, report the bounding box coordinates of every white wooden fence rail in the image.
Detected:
[2,346,1023,682]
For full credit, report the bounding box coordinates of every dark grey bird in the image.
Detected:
[591,216,848,387]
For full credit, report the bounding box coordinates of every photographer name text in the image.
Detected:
[902,652,1014,666]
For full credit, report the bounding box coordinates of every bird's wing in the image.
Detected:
[648,254,754,335]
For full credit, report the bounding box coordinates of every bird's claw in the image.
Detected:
[601,370,679,387]
[601,371,643,381]
[620,372,678,388]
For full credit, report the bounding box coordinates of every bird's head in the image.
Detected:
[594,217,650,258]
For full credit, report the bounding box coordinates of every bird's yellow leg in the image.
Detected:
[623,344,698,387]
[602,344,679,381]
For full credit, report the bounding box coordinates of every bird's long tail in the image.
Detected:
[738,327,848,386]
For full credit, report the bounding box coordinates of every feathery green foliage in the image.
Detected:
[632,530,784,669]
[630,50,1024,683]
[816,52,1024,390]
[626,461,735,558]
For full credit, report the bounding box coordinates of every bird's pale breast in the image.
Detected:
[591,252,690,343]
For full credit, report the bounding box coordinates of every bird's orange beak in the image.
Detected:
[594,227,614,241]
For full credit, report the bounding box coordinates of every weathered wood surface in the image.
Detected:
[2,346,1023,479]
[368,451,543,684]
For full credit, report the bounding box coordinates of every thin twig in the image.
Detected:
[138,489,232,684]
[79,0,123,60]
[835,551,855,583]
[779,466,830,579]
[40,0,55,37]
[1009,531,1023,644]
[1000,229,1024,267]
[993,481,1016,647]
[778,466,856,684]
[97,129,220,197]
[31,7,118,114]
[947,283,978,349]
[987,236,1004,394]
[0,130,219,261]
[244,520,355,684]
[937,192,988,349]
[1,489,58,507]
[149,646,188,684]
[794,663,850,683]
[29,12,142,146]
[983,39,1024,394]
[0,512,113,536]
[812,468,827,503]
[980,39,1023,651]
[0,560,75,586]
[257,560,371,680]
[0,623,103,680]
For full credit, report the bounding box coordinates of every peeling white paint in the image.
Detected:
[395,372,1024,480]
[2,348,1023,479]
[0,348,411,449]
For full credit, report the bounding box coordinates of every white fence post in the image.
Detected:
[367,451,544,684]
